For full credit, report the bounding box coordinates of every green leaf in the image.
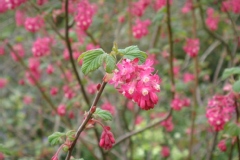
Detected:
[118,46,147,63]
[233,79,240,92]
[105,55,116,73]
[0,144,13,155]
[93,108,113,121]
[80,49,107,75]
[153,7,166,24]
[221,67,240,80]
[66,130,76,141]
[224,122,240,136]
[48,132,65,146]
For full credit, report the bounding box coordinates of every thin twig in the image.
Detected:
[64,0,90,106]
[206,131,218,160]
[6,43,72,128]
[112,109,173,147]
[65,82,107,160]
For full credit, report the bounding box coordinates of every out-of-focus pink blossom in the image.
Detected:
[23,96,33,105]
[101,102,115,115]
[161,146,170,158]
[11,44,25,61]
[218,140,227,152]
[132,19,151,39]
[0,78,8,89]
[183,38,200,57]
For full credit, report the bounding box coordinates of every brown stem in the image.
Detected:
[188,1,199,158]
[85,30,98,45]
[228,140,234,160]
[64,0,90,106]
[197,0,233,66]
[65,82,107,160]
[235,99,240,160]
[166,0,175,99]
[206,131,218,160]
[127,0,133,45]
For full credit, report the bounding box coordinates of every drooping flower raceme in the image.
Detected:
[24,16,44,32]
[32,37,53,57]
[110,58,161,110]
[99,126,115,150]
[75,0,96,31]
[205,8,219,31]
[183,38,200,57]
[206,94,236,131]
[132,19,151,39]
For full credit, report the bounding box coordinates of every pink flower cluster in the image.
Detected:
[181,0,192,14]
[99,126,115,150]
[205,8,219,31]
[160,116,174,132]
[221,0,240,14]
[130,0,151,17]
[24,16,44,32]
[183,73,195,83]
[206,94,236,131]
[110,58,161,110]
[183,38,200,57]
[63,85,76,99]
[0,78,8,89]
[75,0,96,31]
[171,97,190,111]
[37,0,48,5]
[101,102,115,115]
[15,10,25,26]
[217,140,227,152]
[154,0,172,11]
[161,146,170,158]
[11,44,25,61]
[57,104,66,116]
[132,19,151,39]
[0,0,26,13]
[26,58,41,85]
[32,37,53,57]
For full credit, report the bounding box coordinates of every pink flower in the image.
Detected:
[181,0,192,14]
[99,126,115,150]
[15,10,25,26]
[101,102,115,115]
[25,70,41,85]
[87,83,98,94]
[28,58,40,72]
[154,0,172,11]
[51,154,58,160]
[50,87,58,96]
[0,46,4,55]
[57,104,66,116]
[32,37,53,57]
[232,0,240,14]
[110,58,161,110]
[161,146,170,158]
[19,79,25,85]
[218,140,227,152]
[132,19,151,39]
[183,38,200,57]
[183,73,195,83]
[37,0,48,5]
[171,97,190,111]
[23,96,33,105]
[24,16,44,32]
[75,0,97,31]
[0,78,8,89]
[223,83,232,92]
[68,111,75,119]
[46,64,54,74]
[206,94,236,131]
[118,16,125,23]
[161,116,174,132]
[205,8,219,31]
[86,43,100,50]
[127,101,135,111]
[11,44,25,61]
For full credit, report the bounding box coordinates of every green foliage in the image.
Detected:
[221,67,240,80]
[105,54,116,73]
[153,7,166,24]
[79,49,108,75]
[118,46,147,64]
[233,79,240,92]
[66,130,76,141]
[48,132,65,146]
[224,122,240,136]
[0,144,13,155]
[93,108,113,121]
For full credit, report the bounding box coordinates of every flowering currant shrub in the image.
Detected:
[0,0,240,160]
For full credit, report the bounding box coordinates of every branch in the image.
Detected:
[64,0,90,106]
[112,109,173,147]
[166,0,175,99]
[206,131,218,160]
[65,82,107,160]
[6,43,72,128]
